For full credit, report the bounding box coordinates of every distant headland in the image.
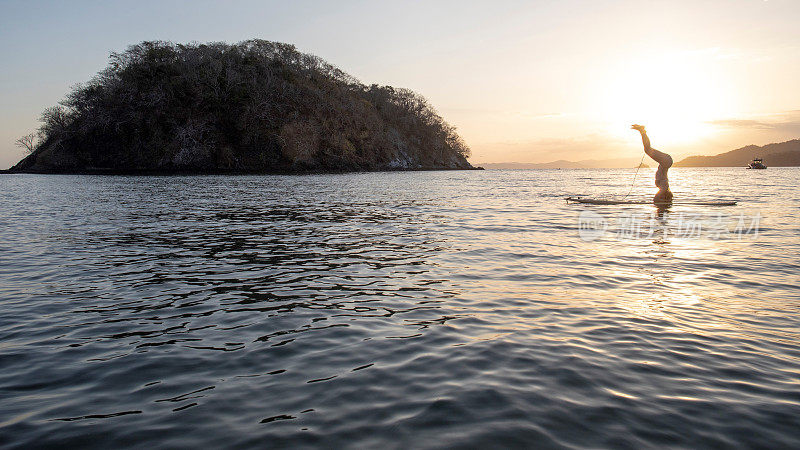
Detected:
[675,139,800,167]
[10,40,476,174]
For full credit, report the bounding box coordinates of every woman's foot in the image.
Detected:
[631,124,646,132]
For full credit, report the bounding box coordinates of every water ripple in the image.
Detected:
[0,170,799,448]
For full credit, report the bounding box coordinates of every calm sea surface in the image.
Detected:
[1,168,799,448]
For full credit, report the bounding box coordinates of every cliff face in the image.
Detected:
[11,40,473,174]
[675,139,800,167]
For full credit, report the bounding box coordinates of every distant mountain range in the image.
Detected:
[482,139,800,169]
[482,157,648,169]
[675,139,800,167]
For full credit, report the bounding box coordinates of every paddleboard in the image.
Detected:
[566,197,737,206]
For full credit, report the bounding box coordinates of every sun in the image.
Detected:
[595,51,732,146]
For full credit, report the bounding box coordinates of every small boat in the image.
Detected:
[747,158,767,169]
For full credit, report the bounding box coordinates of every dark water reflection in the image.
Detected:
[0,170,799,448]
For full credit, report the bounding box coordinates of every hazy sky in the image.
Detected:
[2,0,799,168]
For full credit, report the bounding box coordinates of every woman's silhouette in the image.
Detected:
[632,124,673,204]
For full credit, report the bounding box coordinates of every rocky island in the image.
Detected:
[10,40,475,174]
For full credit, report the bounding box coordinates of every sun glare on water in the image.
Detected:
[597,51,733,146]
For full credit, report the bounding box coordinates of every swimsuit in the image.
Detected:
[645,148,672,191]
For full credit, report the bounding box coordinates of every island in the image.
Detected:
[9,40,476,174]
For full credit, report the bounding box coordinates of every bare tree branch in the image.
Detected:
[15,133,38,154]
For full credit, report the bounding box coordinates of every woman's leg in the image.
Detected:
[645,147,673,168]
[633,125,673,168]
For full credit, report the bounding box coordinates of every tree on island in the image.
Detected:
[14,133,38,154]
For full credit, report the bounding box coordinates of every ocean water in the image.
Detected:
[0,168,798,448]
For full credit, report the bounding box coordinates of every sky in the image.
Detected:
[1,0,799,168]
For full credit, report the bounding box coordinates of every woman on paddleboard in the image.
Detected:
[632,124,673,204]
